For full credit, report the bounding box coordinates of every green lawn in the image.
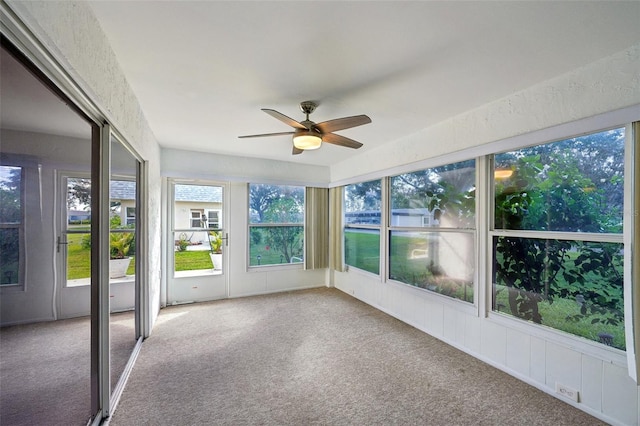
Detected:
[67,233,135,280]
[174,250,213,271]
[67,233,91,280]
[248,227,303,266]
[345,230,380,274]
[494,285,625,350]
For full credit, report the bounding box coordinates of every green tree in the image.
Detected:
[494,133,624,327]
[345,180,381,212]
[0,166,21,223]
[249,184,281,222]
[67,178,91,209]
[262,197,303,263]
[0,166,22,284]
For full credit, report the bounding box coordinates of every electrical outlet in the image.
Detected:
[555,383,579,402]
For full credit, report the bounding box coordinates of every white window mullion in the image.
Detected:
[624,121,639,382]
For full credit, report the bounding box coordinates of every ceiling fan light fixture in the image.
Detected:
[293,131,322,150]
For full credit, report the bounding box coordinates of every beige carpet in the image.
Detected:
[0,311,137,426]
[109,288,604,425]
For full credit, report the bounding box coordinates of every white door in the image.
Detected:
[167,181,228,303]
[58,173,93,318]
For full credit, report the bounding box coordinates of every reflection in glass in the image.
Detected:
[493,237,625,350]
[494,128,624,233]
[391,160,475,229]
[345,180,381,225]
[0,166,22,286]
[390,231,474,303]
[345,229,380,274]
[109,138,139,396]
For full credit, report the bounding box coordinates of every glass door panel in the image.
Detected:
[168,182,228,303]
[109,136,141,396]
[0,42,95,425]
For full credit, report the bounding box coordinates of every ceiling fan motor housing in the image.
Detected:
[300,101,317,116]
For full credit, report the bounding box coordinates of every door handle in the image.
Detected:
[57,236,68,253]
[221,232,229,247]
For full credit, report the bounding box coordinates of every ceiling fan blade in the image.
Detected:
[262,109,307,129]
[292,146,304,155]
[322,132,363,149]
[314,115,371,133]
[238,131,295,139]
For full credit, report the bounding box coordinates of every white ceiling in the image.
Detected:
[1,47,91,139]
[5,2,640,168]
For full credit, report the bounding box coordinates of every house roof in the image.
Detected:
[175,184,222,203]
[110,180,136,200]
[110,181,222,203]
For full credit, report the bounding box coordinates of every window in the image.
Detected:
[173,183,223,274]
[389,160,476,302]
[344,179,381,274]
[110,179,136,280]
[249,184,304,266]
[126,207,136,226]
[205,209,220,229]
[190,210,203,228]
[491,127,625,350]
[0,165,24,286]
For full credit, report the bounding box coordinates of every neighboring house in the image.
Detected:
[346,208,436,227]
[68,180,137,226]
[173,184,223,246]
[110,180,137,226]
[174,184,222,230]
[67,209,91,224]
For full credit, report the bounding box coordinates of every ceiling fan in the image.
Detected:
[238,101,371,155]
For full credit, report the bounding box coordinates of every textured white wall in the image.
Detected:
[331,43,640,182]
[8,0,164,325]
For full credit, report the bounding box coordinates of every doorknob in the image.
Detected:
[57,236,68,253]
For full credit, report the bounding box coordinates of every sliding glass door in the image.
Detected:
[0,39,97,425]
[1,28,146,424]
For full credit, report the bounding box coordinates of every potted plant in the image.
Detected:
[109,232,134,278]
[208,230,223,270]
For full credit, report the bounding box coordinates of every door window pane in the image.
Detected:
[173,184,224,274]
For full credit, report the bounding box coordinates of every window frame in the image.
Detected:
[247,183,305,269]
[335,109,638,371]
[387,160,477,304]
[487,125,628,353]
[204,209,220,229]
[0,164,25,290]
[189,209,204,228]
[171,181,225,277]
[125,206,136,226]
[343,178,383,276]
